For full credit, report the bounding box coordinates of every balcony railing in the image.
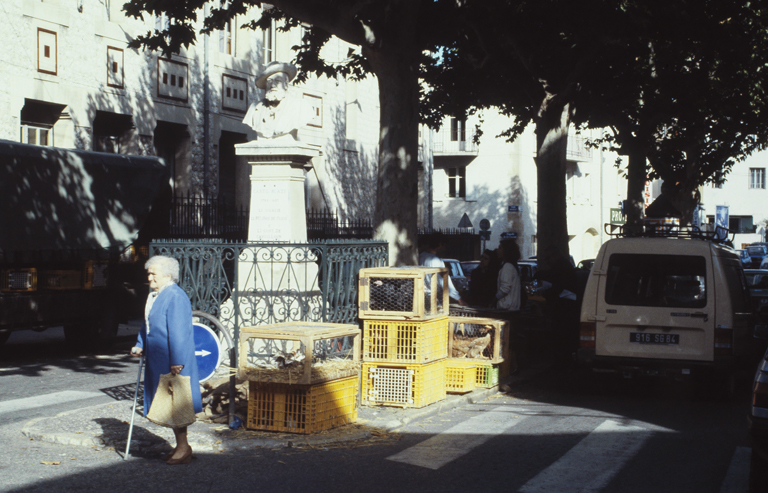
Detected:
[566,131,593,161]
[433,128,479,154]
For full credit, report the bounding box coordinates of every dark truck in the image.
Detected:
[0,140,168,348]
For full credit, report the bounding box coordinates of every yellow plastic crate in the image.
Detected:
[247,375,358,434]
[38,270,82,290]
[0,268,37,291]
[445,359,476,394]
[361,359,447,408]
[362,316,448,364]
[449,316,508,364]
[475,362,506,388]
[358,267,450,321]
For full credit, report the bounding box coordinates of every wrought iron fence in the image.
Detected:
[306,209,374,239]
[168,198,373,241]
[169,193,248,239]
[149,239,388,349]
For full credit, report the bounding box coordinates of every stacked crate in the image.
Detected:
[359,267,450,408]
[446,316,509,392]
[239,322,361,434]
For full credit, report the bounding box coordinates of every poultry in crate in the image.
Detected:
[369,278,414,312]
[452,325,493,359]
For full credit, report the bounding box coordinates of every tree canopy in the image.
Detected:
[422,0,768,234]
[124,0,468,265]
[123,0,768,266]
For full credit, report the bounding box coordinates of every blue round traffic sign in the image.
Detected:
[194,322,222,382]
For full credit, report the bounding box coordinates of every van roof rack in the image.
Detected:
[605,220,734,245]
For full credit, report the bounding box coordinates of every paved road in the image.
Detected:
[0,328,755,492]
[0,325,141,425]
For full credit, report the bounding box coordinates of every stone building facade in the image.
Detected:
[1,0,380,224]
[424,113,626,263]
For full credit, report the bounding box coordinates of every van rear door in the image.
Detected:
[594,243,715,362]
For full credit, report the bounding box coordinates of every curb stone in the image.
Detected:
[19,360,552,453]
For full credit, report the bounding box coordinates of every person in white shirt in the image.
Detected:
[419,233,467,306]
[496,239,521,311]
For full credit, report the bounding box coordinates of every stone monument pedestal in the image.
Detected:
[235,139,320,243]
[220,140,322,333]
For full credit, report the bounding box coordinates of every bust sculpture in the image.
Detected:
[243,61,310,141]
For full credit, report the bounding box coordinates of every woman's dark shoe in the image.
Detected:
[160,448,177,461]
[166,448,192,465]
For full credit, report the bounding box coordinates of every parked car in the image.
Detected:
[517,259,538,290]
[460,260,481,277]
[745,269,768,340]
[442,258,469,295]
[746,245,768,268]
[737,249,752,268]
[578,232,755,388]
[749,346,768,491]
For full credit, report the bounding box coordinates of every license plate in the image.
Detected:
[629,332,679,344]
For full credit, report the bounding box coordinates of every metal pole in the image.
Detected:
[124,356,144,460]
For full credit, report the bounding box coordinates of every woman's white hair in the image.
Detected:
[145,255,180,283]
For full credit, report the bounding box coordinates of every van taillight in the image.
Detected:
[580,322,596,349]
[754,377,768,409]
[714,327,733,356]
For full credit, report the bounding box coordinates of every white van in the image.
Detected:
[578,234,754,380]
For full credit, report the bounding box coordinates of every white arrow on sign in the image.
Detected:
[195,349,211,357]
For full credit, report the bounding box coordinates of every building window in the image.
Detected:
[20,99,64,147]
[37,28,57,75]
[263,21,276,63]
[219,20,233,55]
[20,124,51,146]
[448,167,466,198]
[750,168,766,189]
[107,46,124,88]
[222,74,248,113]
[155,13,171,31]
[93,111,133,154]
[450,118,466,142]
[157,58,189,101]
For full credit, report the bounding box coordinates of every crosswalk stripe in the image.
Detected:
[0,391,103,414]
[719,446,751,493]
[519,419,652,493]
[386,405,525,470]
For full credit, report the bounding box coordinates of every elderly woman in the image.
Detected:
[131,255,202,465]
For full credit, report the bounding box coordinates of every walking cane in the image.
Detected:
[124,355,144,460]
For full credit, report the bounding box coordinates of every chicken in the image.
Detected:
[275,349,305,369]
[452,324,494,359]
[466,333,491,359]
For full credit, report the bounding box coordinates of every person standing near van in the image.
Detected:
[495,239,522,312]
[419,233,467,306]
[535,247,581,366]
[468,249,501,307]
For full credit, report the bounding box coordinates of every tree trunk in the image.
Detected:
[625,148,647,230]
[365,49,421,266]
[535,98,571,269]
[672,183,700,226]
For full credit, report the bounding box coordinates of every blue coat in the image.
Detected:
[135,283,203,416]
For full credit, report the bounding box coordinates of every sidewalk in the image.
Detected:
[21,360,551,456]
